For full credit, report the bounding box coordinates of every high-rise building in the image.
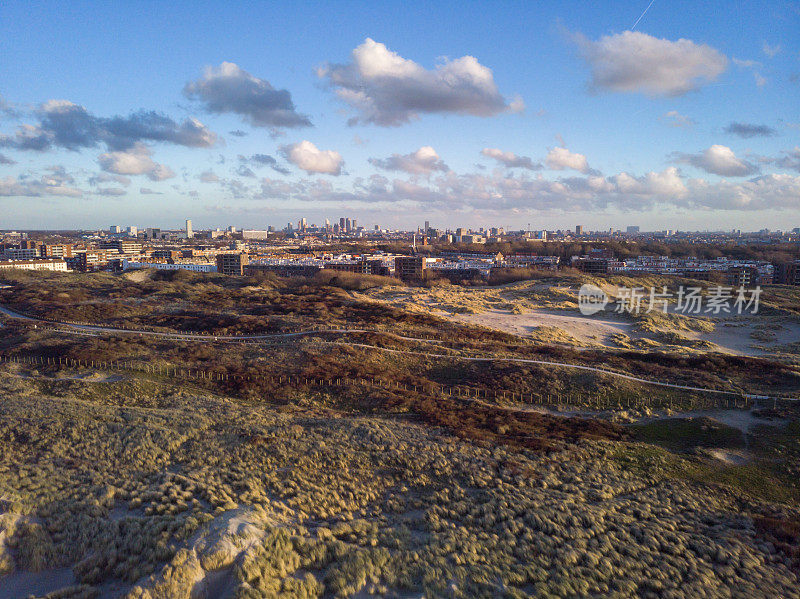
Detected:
[127,226,138,237]
[345,218,352,233]
[339,217,346,231]
[352,219,357,230]
[575,225,583,236]
[424,221,430,235]
[110,225,122,234]
[395,256,426,281]
[146,227,161,240]
[215,253,249,276]
[185,219,193,239]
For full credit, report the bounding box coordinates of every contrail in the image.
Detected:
[631,0,656,30]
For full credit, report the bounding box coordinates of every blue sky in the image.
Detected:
[0,0,798,231]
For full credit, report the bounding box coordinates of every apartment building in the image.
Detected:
[216,253,249,275]
[394,256,426,281]
[0,259,68,272]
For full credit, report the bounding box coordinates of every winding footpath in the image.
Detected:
[0,303,790,401]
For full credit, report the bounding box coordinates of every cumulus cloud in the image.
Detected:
[239,153,290,175]
[369,146,449,175]
[0,94,19,118]
[236,165,256,178]
[763,147,800,173]
[0,152,16,164]
[675,144,759,177]
[184,62,311,128]
[0,174,82,198]
[199,170,219,183]
[481,148,541,170]
[94,187,126,196]
[246,161,800,213]
[318,38,523,126]
[660,110,695,128]
[97,143,176,181]
[723,122,777,138]
[545,147,595,174]
[572,30,727,96]
[0,100,217,152]
[88,172,131,187]
[279,140,343,175]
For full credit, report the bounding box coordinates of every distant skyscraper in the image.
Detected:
[352,219,357,230]
[424,220,430,234]
[127,226,138,237]
[185,219,193,239]
[575,225,583,236]
[110,225,122,234]
[339,217,346,231]
[345,218,352,233]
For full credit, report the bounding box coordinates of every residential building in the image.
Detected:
[242,230,270,240]
[123,260,216,273]
[773,261,800,285]
[216,253,249,275]
[394,256,426,280]
[0,259,68,272]
[40,244,74,258]
[3,248,39,260]
[726,266,761,287]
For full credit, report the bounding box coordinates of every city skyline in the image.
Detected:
[1,1,799,231]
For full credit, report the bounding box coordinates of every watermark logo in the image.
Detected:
[578,284,609,315]
[578,284,761,316]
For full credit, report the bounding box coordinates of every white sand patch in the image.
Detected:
[708,449,751,465]
[452,308,635,347]
[448,308,800,357]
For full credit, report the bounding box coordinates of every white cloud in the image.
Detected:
[97,143,176,181]
[0,100,216,151]
[762,42,781,58]
[184,62,311,128]
[245,165,800,214]
[676,145,759,177]
[660,110,695,128]
[573,30,727,96]
[318,38,523,126]
[481,148,541,170]
[545,147,593,174]
[763,147,800,173]
[199,170,220,183]
[370,146,449,175]
[0,175,82,198]
[279,140,343,175]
